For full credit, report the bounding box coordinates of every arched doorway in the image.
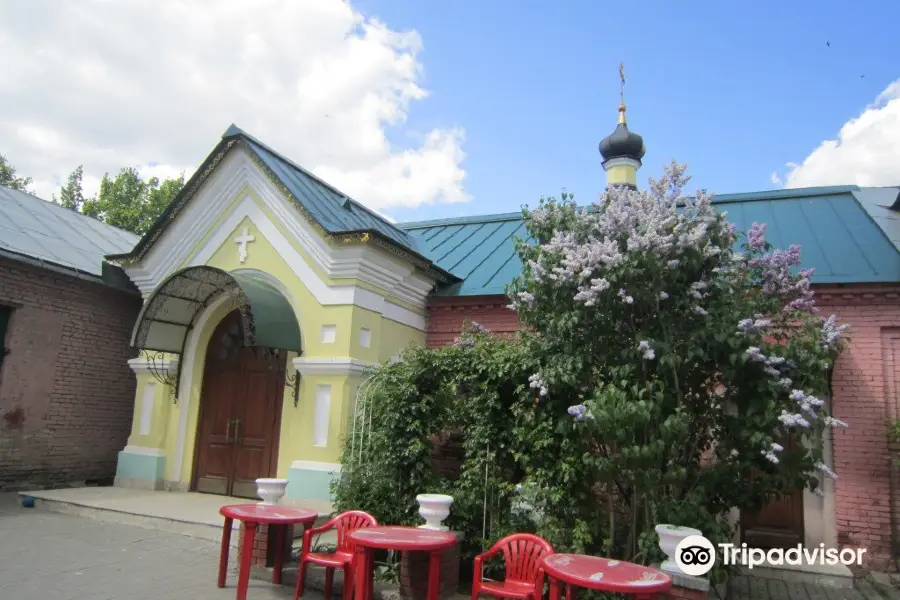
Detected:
[192,309,287,498]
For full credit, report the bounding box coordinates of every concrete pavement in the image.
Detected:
[0,492,318,600]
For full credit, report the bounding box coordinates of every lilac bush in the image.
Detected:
[506,162,848,562]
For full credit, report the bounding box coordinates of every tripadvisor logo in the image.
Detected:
[675,535,717,576]
[674,535,867,576]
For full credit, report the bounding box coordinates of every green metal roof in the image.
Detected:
[228,125,419,251]
[0,184,139,284]
[402,186,900,297]
[97,124,900,298]
[112,125,455,282]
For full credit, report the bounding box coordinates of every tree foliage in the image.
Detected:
[0,153,33,192]
[1,154,184,236]
[504,163,848,573]
[65,165,184,235]
[333,324,538,571]
[331,163,851,581]
[56,165,85,211]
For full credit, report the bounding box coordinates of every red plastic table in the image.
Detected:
[218,503,319,600]
[348,526,458,600]
[540,554,672,600]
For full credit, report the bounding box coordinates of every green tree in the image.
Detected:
[333,161,850,582]
[0,154,33,192]
[82,167,185,235]
[505,162,848,569]
[55,165,85,211]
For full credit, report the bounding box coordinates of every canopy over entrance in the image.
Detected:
[131,266,302,355]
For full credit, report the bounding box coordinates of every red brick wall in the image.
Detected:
[426,284,900,569]
[0,256,142,491]
[237,523,293,569]
[400,539,461,600]
[816,284,900,570]
[426,295,518,348]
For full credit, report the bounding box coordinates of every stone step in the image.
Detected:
[17,487,332,548]
[21,491,238,545]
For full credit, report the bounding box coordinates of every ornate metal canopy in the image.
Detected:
[131,266,302,355]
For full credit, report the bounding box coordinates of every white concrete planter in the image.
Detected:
[255,478,288,505]
[655,524,702,575]
[416,493,453,531]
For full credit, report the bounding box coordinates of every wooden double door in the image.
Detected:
[193,311,286,499]
[742,487,804,549]
[741,437,805,549]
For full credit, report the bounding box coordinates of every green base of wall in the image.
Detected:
[286,463,341,502]
[115,449,165,487]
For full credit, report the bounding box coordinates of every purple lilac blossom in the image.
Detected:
[747,222,767,251]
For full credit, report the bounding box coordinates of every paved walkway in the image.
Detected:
[0,493,318,600]
[4,491,900,600]
[728,573,900,600]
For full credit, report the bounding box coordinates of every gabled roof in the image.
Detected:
[0,185,139,285]
[108,125,457,283]
[402,185,900,297]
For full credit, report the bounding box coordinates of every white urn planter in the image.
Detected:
[655,524,703,575]
[416,493,454,531]
[255,478,289,505]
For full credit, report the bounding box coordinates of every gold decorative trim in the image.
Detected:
[246,147,331,240]
[113,136,456,285]
[245,142,455,284]
[114,140,238,266]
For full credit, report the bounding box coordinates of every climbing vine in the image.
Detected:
[332,324,538,565]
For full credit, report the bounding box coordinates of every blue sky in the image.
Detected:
[352,0,900,224]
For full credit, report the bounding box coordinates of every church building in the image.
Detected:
[3,100,900,569]
[107,124,453,503]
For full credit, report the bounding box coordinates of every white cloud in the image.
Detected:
[773,79,900,188]
[0,0,468,213]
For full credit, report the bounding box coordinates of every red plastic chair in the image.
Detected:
[471,533,555,600]
[294,510,378,600]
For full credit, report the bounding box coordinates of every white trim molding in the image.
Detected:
[128,356,179,376]
[293,356,379,377]
[121,149,434,330]
[601,156,642,170]
[290,460,342,473]
[320,325,337,344]
[313,384,332,447]
[122,445,166,457]
[138,382,156,436]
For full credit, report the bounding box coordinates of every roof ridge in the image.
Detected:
[223,124,411,241]
[711,184,860,203]
[401,186,868,229]
[401,211,524,229]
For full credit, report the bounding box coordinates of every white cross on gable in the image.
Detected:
[234,227,255,264]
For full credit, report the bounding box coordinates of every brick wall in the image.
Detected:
[400,539,461,600]
[0,256,142,491]
[426,295,518,348]
[816,284,900,570]
[426,284,900,569]
[236,523,293,569]
[429,430,465,480]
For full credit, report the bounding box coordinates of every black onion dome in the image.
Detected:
[599,110,646,162]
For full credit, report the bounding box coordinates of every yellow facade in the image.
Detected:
[605,163,638,188]
[115,157,430,503]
